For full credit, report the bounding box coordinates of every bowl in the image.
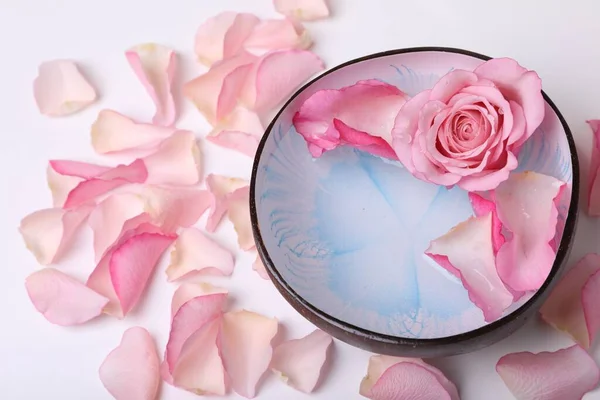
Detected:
[250,47,579,357]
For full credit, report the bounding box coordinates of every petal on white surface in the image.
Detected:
[243,18,312,55]
[170,282,228,320]
[207,107,264,157]
[227,186,255,251]
[253,255,270,280]
[273,0,330,20]
[33,60,97,116]
[270,329,332,393]
[206,174,248,232]
[142,131,202,185]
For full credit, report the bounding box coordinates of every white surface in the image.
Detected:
[1,0,599,399]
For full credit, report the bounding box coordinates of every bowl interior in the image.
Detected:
[253,49,574,339]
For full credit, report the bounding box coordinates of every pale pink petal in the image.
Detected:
[166,227,235,281]
[125,43,177,126]
[253,255,270,280]
[270,329,332,393]
[240,50,324,114]
[47,165,84,207]
[19,205,93,265]
[540,254,600,349]
[164,288,228,379]
[496,345,600,400]
[194,12,260,66]
[582,269,600,349]
[243,19,312,56]
[99,327,160,400]
[172,318,226,395]
[170,282,228,320]
[273,0,330,20]
[586,120,600,216]
[360,355,459,400]
[207,107,264,157]
[206,174,248,232]
[141,131,202,186]
[468,192,505,254]
[88,193,146,262]
[49,159,111,178]
[33,60,96,116]
[426,213,513,322]
[184,53,257,125]
[495,171,565,291]
[25,268,108,325]
[293,80,409,158]
[220,310,279,398]
[227,186,254,251]
[91,109,176,154]
[141,186,211,233]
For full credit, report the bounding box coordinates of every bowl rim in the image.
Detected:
[250,46,580,351]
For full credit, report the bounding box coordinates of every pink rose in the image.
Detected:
[391,58,545,191]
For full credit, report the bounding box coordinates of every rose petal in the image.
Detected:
[194,12,260,66]
[47,160,113,207]
[87,227,176,317]
[586,120,600,217]
[333,119,399,159]
[227,186,254,251]
[468,192,505,254]
[19,206,93,265]
[540,254,600,349]
[240,50,324,114]
[273,0,330,20]
[220,310,278,398]
[62,159,148,209]
[25,268,108,325]
[496,345,600,400]
[166,227,235,281]
[426,213,513,322]
[99,327,160,400]
[184,53,257,125]
[125,43,177,126]
[270,329,332,393]
[141,131,202,186]
[89,193,146,262]
[206,174,248,232]
[172,318,226,395]
[243,18,312,56]
[164,286,228,381]
[91,110,176,154]
[253,255,270,280]
[495,171,565,291]
[207,107,264,157]
[33,60,96,116]
[360,355,459,400]
[141,186,211,233]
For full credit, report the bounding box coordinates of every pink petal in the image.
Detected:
[243,18,312,56]
[184,53,257,125]
[91,110,176,154]
[426,213,513,322]
[253,255,270,280]
[166,227,235,281]
[19,206,93,265]
[206,174,248,232]
[360,355,459,400]
[207,107,264,157]
[293,80,409,158]
[468,192,505,254]
[170,282,228,320]
[494,171,565,291]
[270,329,332,393]
[582,269,600,349]
[25,268,108,325]
[586,120,600,216]
[194,12,260,66]
[220,310,279,398]
[141,131,202,186]
[33,60,96,117]
[172,318,226,395]
[540,254,600,348]
[273,0,330,20]
[99,327,160,400]
[62,159,149,209]
[87,227,176,317]
[47,164,84,207]
[240,50,324,114]
[125,43,177,126]
[496,345,600,400]
[227,186,255,251]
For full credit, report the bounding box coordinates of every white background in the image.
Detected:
[1,0,599,399]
